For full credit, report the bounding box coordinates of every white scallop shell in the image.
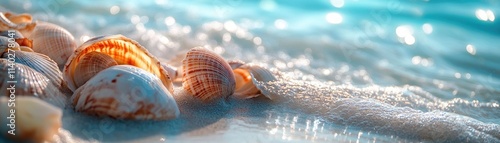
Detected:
[29,22,77,69]
[71,65,180,120]
[0,96,62,142]
[182,47,236,102]
[0,59,67,106]
[1,50,64,88]
[233,64,279,100]
[64,35,174,93]
[73,51,118,88]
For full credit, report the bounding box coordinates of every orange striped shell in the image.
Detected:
[63,35,174,93]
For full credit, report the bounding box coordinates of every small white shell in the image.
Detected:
[73,51,118,88]
[182,47,236,102]
[233,64,278,100]
[64,35,174,93]
[0,12,36,37]
[0,96,62,142]
[161,62,182,82]
[29,22,77,69]
[71,65,180,120]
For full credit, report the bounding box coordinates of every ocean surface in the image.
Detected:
[1,0,500,142]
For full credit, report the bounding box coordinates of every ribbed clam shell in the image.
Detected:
[73,51,118,88]
[71,65,180,120]
[182,47,236,102]
[64,34,174,93]
[1,50,64,88]
[0,96,62,142]
[29,22,77,69]
[0,59,66,106]
[0,12,36,38]
[233,64,278,100]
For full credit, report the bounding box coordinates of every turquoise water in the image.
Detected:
[1,0,500,142]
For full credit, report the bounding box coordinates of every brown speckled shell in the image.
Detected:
[71,65,179,120]
[182,47,236,102]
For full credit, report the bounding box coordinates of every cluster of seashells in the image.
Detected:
[0,12,278,142]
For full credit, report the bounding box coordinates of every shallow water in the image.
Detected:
[1,0,500,142]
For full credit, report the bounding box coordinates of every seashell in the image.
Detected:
[233,64,279,100]
[228,60,245,69]
[0,30,24,38]
[15,38,32,48]
[73,51,118,88]
[1,50,64,88]
[64,34,174,93]
[71,65,180,120]
[1,30,33,48]
[161,62,182,82]
[29,22,77,69]
[1,46,33,53]
[0,12,36,37]
[182,47,236,102]
[17,46,33,52]
[0,36,20,54]
[0,59,67,106]
[0,96,62,142]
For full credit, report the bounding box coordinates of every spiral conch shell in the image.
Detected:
[0,96,62,142]
[182,47,236,102]
[30,22,77,69]
[71,65,180,120]
[0,12,36,38]
[64,35,174,93]
[231,62,279,100]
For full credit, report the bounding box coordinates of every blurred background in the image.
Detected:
[1,0,499,142]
